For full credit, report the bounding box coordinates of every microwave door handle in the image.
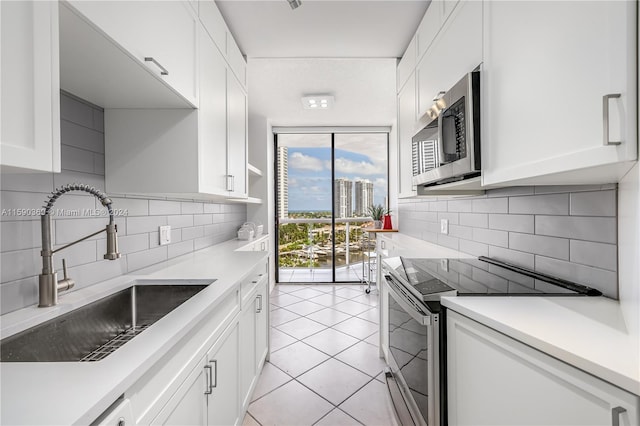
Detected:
[437,113,445,166]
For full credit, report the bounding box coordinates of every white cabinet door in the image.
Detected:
[198,28,229,195]
[397,35,417,93]
[482,0,637,186]
[152,356,208,426]
[199,0,227,56]
[447,310,640,426]
[67,0,198,106]
[416,0,442,61]
[254,280,269,370]
[398,72,418,198]
[0,0,60,173]
[239,299,257,410]
[227,73,248,198]
[206,322,240,426]
[417,0,482,119]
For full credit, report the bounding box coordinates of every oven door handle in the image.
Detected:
[385,275,431,326]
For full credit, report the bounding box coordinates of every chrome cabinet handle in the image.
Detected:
[204,365,212,394]
[144,57,169,75]
[261,242,266,250]
[226,175,234,191]
[612,406,626,426]
[210,360,218,388]
[381,240,386,249]
[603,94,622,146]
[256,294,263,313]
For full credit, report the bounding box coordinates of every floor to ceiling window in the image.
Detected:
[275,130,389,284]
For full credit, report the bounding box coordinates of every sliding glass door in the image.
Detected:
[275,131,388,284]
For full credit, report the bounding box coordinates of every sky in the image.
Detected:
[279,133,388,212]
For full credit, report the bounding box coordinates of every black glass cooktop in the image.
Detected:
[383,256,601,301]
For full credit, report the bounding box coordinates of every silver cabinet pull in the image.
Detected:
[256,294,263,313]
[381,240,386,249]
[226,175,235,192]
[210,360,218,388]
[261,242,266,250]
[603,93,622,146]
[144,57,169,76]
[612,406,626,426]
[204,364,212,394]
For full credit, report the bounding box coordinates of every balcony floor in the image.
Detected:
[278,264,368,283]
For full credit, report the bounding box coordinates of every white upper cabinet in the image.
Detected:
[199,0,247,89]
[417,0,482,120]
[482,0,637,186]
[0,0,60,173]
[398,72,418,198]
[104,27,247,200]
[227,73,248,198]
[66,0,199,107]
[416,0,442,61]
[397,35,417,93]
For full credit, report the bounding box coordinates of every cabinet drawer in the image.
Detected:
[127,289,239,424]
[94,398,134,426]
[240,263,268,307]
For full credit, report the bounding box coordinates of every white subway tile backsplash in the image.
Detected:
[437,234,459,250]
[487,246,535,269]
[94,153,105,175]
[0,172,53,193]
[534,256,617,298]
[486,187,534,197]
[0,249,40,283]
[182,226,205,241]
[437,212,459,225]
[66,257,128,290]
[472,198,508,213]
[126,216,168,235]
[61,145,96,174]
[459,240,489,257]
[54,170,105,192]
[570,190,616,217]
[1,277,38,315]
[149,200,181,215]
[447,199,473,212]
[430,201,448,212]
[52,240,98,270]
[60,119,105,154]
[509,233,569,260]
[203,203,222,214]
[509,193,569,215]
[92,108,104,132]
[168,240,194,259]
[1,191,49,221]
[55,217,111,244]
[489,214,534,233]
[459,213,488,228]
[118,233,150,255]
[569,240,617,272]
[449,224,473,240]
[60,94,94,128]
[167,215,194,229]
[1,221,42,251]
[127,246,168,272]
[473,228,508,248]
[181,202,204,214]
[535,216,616,244]
[194,214,214,226]
[110,197,149,217]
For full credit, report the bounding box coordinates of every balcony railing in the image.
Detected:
[277,217,376,282]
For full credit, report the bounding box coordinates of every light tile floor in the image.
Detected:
[243,284,394,426]
[279,265,365,283]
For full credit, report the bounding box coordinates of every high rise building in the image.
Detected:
[334,178,353,218]
[277,146,288,218]
[355,179,374,216]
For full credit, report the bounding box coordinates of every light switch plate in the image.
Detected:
[159,225,171,245]
[440,219,449,235]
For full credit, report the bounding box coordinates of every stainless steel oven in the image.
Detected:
[381,255,602,426]
[412,70,481,190]
[384,273,443,426]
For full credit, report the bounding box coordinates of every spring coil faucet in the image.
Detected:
[39,183,121,307]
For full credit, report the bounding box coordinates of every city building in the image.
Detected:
[355,179,374,216]
[334,177,353,218]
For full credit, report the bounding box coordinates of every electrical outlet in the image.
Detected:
[159,225,171,245]
[440,219,449,235]
[440,259,449,272]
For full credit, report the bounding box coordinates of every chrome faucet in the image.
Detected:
[39,184,121,307]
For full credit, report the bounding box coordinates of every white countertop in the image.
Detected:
[442,296,640,396]
[0,238,268,426]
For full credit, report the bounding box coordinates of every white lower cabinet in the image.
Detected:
[239,277,269,411]
[447,310,639,426]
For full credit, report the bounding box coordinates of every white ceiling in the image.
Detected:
[248,58,397,126]
[216,0,430,58]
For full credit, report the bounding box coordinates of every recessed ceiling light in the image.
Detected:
[287,0,301,10]
[302,95,334,110]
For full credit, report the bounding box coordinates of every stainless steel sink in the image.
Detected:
[0,283,210,362]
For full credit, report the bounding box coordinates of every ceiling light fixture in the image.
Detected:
[287,0,302,10]
[302,95,334,110]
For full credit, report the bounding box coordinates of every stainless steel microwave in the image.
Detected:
[412,71,481,189]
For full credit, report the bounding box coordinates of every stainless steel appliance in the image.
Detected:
[381,256,601,426]
[412,71,481,190]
